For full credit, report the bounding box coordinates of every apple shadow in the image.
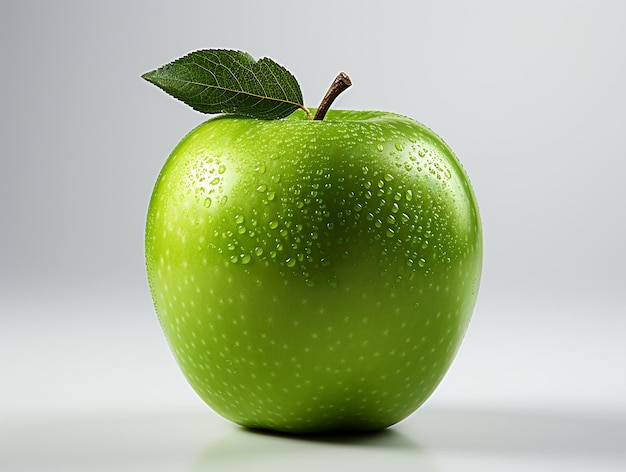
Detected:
[239,423,419,448]
[190,422,426,471]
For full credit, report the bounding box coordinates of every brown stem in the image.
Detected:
[313,72,352,120]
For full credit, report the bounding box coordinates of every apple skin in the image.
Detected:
[146,109,482,433]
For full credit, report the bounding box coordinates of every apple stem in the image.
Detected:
[313,72,352,120]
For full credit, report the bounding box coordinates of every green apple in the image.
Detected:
[145,108,482,433]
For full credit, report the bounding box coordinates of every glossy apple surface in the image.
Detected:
[146,109,482,433]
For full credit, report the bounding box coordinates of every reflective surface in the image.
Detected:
[3,407,624,472]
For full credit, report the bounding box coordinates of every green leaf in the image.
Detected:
[142,49,309,120]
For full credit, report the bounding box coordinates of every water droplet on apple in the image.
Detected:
[254,247,264,256]
[230,254,239,263]
[395,143,404,152]
[385,228,395,238]
[267,191,276,201]
[235,214,245,224]
[218,165,226,174]
[305,278,316,287]
[286,257,296,268]
[240,254,251,265]
[418,258,426,267]
[203,197,212,208]
[406,189,413,201]
[255,163,266,174]
[269,221,279,229]
[256,184,267,193]
[376,144,384,152]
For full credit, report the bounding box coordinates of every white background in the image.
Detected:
[1,1,625,471]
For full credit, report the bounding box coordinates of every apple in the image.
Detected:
[145,107,482,433]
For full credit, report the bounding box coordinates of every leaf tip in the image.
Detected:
[141,69,157,84]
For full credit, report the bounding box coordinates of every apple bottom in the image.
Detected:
[157,258,475,434]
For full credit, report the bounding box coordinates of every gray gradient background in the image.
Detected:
[1,0,625,471]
